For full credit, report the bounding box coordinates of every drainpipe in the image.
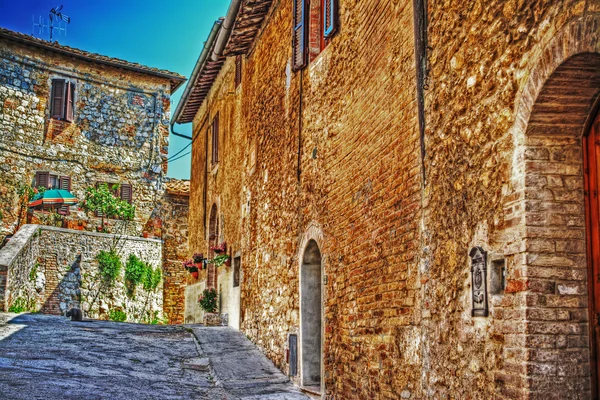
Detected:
[412,0,428,182]
[211,0,243,61]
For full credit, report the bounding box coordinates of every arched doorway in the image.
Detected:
[518,50,600,396]
[585,108,600,394]
[300,239,322,391]
[208,204,218,290]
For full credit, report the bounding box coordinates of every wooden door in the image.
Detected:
[584,110,600,397]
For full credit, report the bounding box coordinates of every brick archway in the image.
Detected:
[508,15,600,398]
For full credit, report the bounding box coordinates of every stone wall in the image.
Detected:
[0,224,164,323]
[0,36,174,240]
[185,0,600,398]
[161,184,190,324]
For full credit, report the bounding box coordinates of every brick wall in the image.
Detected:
[186,0,600,398]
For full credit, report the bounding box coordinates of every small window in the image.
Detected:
[34,172,71,214]
[233,256,241,287]
[235,55,242,89]
[95,182,133,218]
[50,79,75,122]
[212,113,219,164]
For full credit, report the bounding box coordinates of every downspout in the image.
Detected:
[211,0,243,61]
[204,125,209,232]
[413,0,428,182]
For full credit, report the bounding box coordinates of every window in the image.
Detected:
[293,0,338,69]
[95,182,133,218]
[35,171,70,190]
[292,0,308,70]
[212,113,219,164]
[35,171,71,214]
[235,55,243,89]
[233,256,241,287]
[50,79,75,122]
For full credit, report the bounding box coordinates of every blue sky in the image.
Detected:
[0,0,230,179]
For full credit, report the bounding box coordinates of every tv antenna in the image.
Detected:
[32,5,70,42]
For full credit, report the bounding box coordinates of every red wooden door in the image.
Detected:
[584,110,600,397]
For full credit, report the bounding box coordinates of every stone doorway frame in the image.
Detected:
[298,222,325,395]
[505,14,600,398]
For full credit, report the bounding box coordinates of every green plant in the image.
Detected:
[198,288,218,313]
[81,183,136,224]
[108,308,127,322]
[8,297,35,313]
[29,263,39,281]
[142,265,162,292]
[96,250,122,283]
[208,254,229,268]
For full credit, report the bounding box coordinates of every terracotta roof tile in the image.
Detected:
[165,179,190,196]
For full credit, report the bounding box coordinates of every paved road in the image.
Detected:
[0,313,308,400]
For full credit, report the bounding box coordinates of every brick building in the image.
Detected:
[173,0,600,398]
[0,28,185,239]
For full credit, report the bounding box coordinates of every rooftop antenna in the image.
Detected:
[32,5,70,42]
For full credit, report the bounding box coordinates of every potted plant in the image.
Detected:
[210,242,227,254]
[198,288,221,326]
[183,259,198,279]
[207,254,229,268]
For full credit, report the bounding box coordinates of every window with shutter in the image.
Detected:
[324,0,337,38]
[120,183,132,204]
[35,171,49,189]
[235,55,243,89]
[51,79,65,119]
[50,79,75,121]
[212,113,219,164]
[292,0,308,71]
[65,82,74,122]
[58,176,72,215]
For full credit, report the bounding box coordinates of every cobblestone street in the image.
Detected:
[0,313,308,400]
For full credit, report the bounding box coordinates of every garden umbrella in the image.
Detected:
[28,189,78,208]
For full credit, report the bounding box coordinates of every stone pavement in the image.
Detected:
[0,313,308,400]
[191,326,309,400]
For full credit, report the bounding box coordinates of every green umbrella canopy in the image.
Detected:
[28,189,78,208]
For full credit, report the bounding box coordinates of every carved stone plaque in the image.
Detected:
[470,247,489,317]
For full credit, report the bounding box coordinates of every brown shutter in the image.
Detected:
[292,0,308,70]
[35,171,49,189]
[65,82,74,122]
[58,176,71,215]
[95,181,105,217]
[235,55,242,88]
[324,0,338,38]
[51,79,66,119]
[212,114,219,164]
[120,183,132,204]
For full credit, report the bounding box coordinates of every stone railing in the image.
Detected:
[0,225,164,323]
[0,225,41,311]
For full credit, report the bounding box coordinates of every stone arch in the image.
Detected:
[208,203,218,290]
[508,14,600,398]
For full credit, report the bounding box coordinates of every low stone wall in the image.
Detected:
[0,224,164,323]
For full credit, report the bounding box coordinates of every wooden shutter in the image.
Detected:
[235,55,242,88]
[292,0,308,70]
[212,114,219,164]
[50,79,66,119]
[324,0,337,38]
[58,176,71,215]
[65,82,74,122]
[35,171,49,189]
[120,183,132,204]
[95,181,105,217]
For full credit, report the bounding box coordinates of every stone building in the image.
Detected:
[173,0,600,398]
[0,27,185,240]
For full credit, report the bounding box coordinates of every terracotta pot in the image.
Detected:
[191,271,198,279]
[142,231,149,238]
